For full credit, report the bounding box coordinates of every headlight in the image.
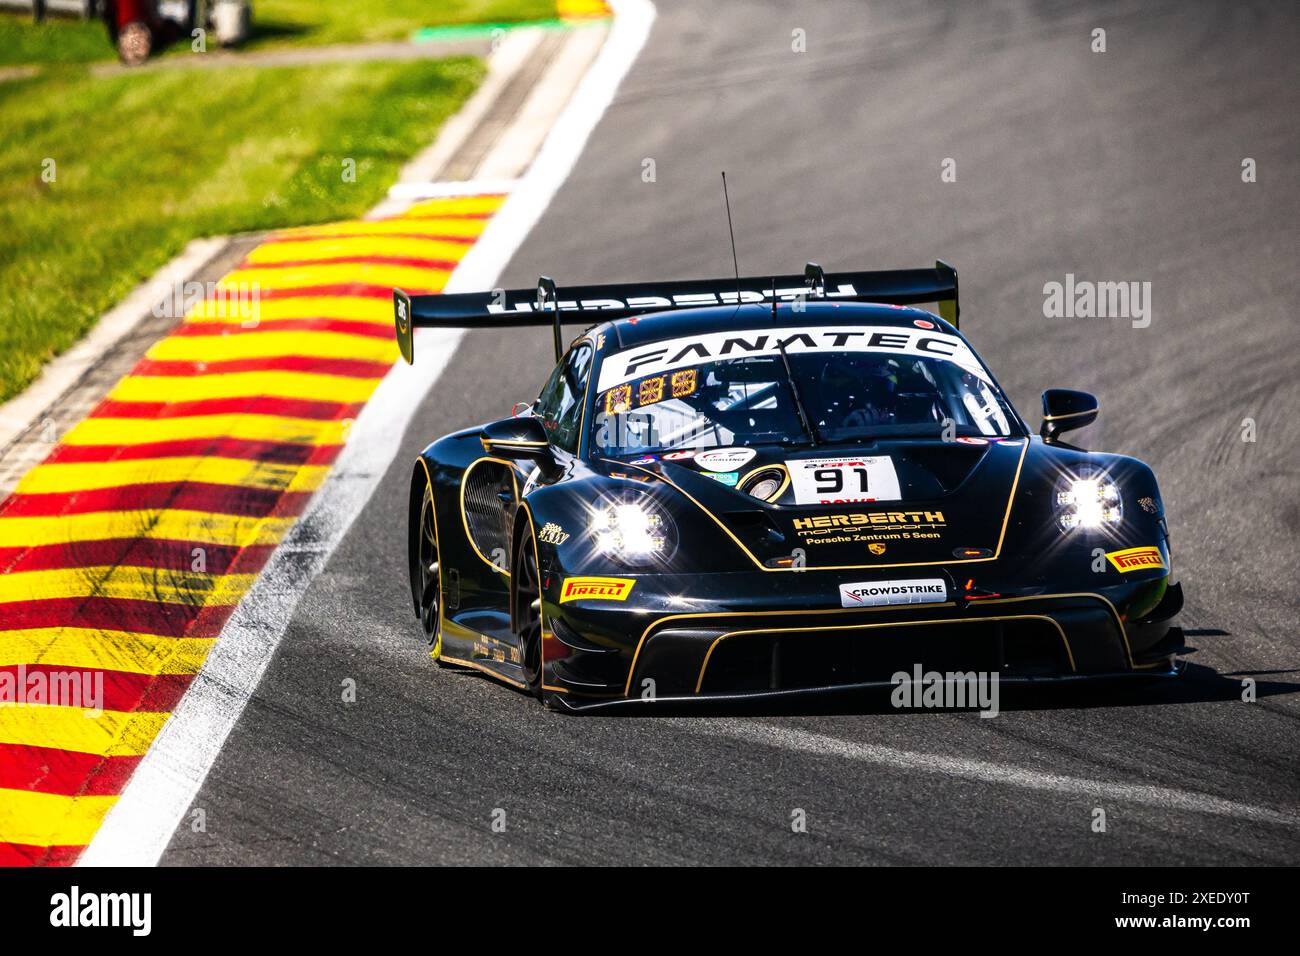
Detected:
[1056,473,1122,531]
[590,500,670,559]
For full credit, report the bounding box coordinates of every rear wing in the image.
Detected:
[394,260,958,364]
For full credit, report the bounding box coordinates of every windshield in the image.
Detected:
[591,325,1019,455]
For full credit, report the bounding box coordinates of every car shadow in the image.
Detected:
[579,659,1300,718]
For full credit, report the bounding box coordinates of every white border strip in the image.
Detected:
[78,0,656,867]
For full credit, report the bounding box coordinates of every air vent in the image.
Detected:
[462,460,514,570]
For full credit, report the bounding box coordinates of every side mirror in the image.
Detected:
[481,416,557,471]
[1040,388,1099,442]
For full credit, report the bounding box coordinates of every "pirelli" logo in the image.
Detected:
[1105,546,1165,573]
[559,577,636,603]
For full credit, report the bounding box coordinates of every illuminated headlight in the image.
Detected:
[590,501,668,558]
[1056,475,1122,531]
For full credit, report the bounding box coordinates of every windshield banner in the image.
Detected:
[596,326,988,391]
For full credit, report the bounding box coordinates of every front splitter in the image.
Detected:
[551,664,1182,714]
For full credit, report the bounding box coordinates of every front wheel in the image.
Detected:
[410,471,441,656]
[513,529,543,699]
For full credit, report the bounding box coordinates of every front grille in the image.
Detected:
[698,618,1070,694]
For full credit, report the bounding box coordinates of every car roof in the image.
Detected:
[587,300,960,352]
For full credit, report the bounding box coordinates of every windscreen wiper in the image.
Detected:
[776,342,820,447]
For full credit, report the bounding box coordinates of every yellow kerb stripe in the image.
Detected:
[62,414,350,448]
[273,217,488,241]
[0,706,170,758]
[0,789,118,847]
[0,566,257,604]
[244,236,476,267]
[111,371,380,405]
[405,195,506,217]
[221,263,450,293]
[558,0,611,17]
[0,629,213,674]
[147,330,398,364]
[0,511,293,549]
[16,458,330,496]
[185,295,392,324]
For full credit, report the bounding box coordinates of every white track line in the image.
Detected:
[696,720,1300,828]
[78,0,656,868]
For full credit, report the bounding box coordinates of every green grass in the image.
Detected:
[246,0,561,49]
[0,57,484,401]
[0,2,562,65]
[0,12,115,65]
[0,0,564,399]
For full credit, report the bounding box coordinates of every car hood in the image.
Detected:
[600,438,1030,571]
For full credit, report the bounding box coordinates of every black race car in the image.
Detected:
[395,263,1183,711]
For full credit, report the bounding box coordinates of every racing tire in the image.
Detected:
[409,468,442,656]
[512,526,544,701]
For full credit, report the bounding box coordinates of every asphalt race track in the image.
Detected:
[162,0,1300,865]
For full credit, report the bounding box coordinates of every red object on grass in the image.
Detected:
[112,0,154,30]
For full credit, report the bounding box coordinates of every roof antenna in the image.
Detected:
[721,172,741,307]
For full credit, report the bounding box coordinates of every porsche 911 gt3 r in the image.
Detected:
[395,263,1184,711]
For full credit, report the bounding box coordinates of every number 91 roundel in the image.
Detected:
[788,456,902,505]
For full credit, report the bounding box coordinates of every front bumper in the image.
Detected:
[540,569,1183,703]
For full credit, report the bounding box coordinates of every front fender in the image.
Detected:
[1000,443,1173,597]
